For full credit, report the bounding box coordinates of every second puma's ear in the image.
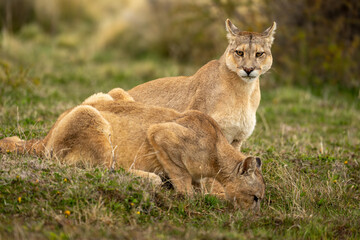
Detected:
[225,19,240,40]
[262,22,277,46]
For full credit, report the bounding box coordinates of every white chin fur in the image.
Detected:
[238,70,259,82]
[225,60,260,82]
[240,76,257,83]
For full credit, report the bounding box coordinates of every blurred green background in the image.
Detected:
[1,0,359,94]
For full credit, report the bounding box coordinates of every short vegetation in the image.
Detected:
[0,0,359,239]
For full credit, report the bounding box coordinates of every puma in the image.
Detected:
[129,19,276,150]
[0,88,265,211]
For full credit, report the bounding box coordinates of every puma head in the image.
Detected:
[224,156,265,212]
[225,19,276,83]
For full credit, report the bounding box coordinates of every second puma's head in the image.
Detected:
[225,19,276,83]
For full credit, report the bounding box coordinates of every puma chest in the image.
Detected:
[211,105,257,143]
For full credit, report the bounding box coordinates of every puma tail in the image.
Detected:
[0,136,46,156]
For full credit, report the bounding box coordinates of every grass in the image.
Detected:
[1,26,360,239]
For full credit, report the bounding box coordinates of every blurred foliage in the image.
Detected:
[261,0,360,90]
[0,0,359,91]
[0,0,93,32]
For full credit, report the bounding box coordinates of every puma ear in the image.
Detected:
[256,157,262,170]
[240,157,257,174]
[262,22,276,45]
[225,19,240,40]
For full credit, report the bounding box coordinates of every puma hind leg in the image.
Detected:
[47,105,114,167]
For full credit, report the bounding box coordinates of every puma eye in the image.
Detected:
[235,50,244,57]
[256,52,265,57]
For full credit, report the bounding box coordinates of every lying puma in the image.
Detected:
[0,88,265,211]
[129,19,276,150]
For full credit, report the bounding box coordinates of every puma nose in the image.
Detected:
[243,67,254,75]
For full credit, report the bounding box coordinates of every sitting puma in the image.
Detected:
[129,19,276,150]
[0,88,265,211]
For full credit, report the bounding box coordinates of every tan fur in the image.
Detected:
[0,88,265,211]
[129,19,276,150]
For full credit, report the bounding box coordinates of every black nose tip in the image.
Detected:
[243,67,254,75]
[254,196,259,202]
